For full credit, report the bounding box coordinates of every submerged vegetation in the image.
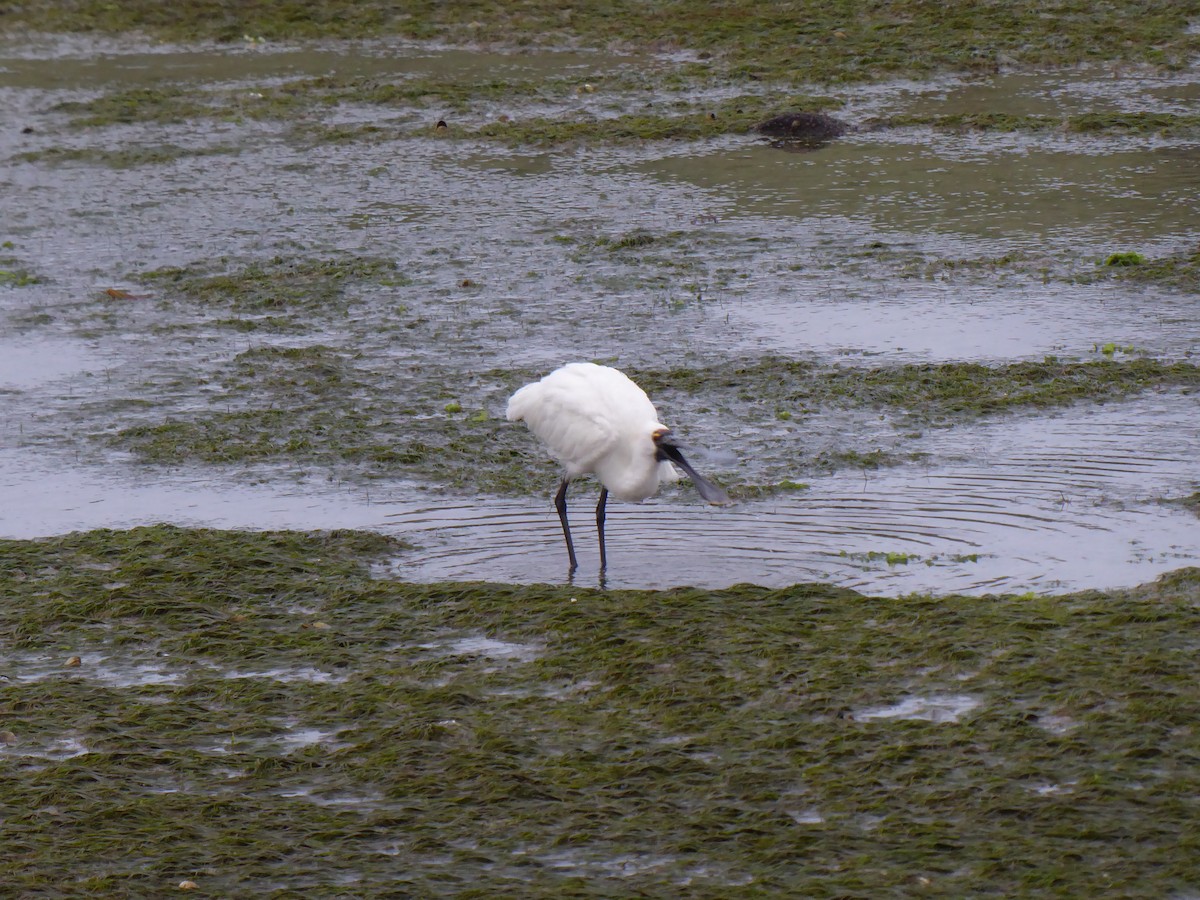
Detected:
[1,525,1198,894]
[103,344,1200,496]
[10,0,1200,160]
[877,111,1200,135]
[106,343,540,492]
[0,242,42,286]
[7,1,1200,83]
[48,77,837,145]
[0,266,41,287]
[892,247,1200,292]
[638,357,1200,420]
[449,105,768,146]
[13,143,240,167]
[1094,249,1200,292]
[1171,491,1200,516]
[140,256,403,315]
[40,72,1200,146]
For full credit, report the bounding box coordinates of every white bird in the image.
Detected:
[506,362,729,572]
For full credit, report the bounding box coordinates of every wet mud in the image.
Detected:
[2,526,1199,895]
[2,15,1200,896]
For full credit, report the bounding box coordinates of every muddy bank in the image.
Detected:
[2,525,1199,895]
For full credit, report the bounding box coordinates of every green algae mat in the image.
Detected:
[8,0,1200,79]
[2,526,1198,895]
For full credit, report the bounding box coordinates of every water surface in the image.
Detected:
[1,37,1197,593]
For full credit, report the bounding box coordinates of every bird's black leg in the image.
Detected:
[596,487,609,571]
[554,478,578,573]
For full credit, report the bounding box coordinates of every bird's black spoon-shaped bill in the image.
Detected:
[654,434,732,506]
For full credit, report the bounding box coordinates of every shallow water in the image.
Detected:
[0,38,636,86]
[723,275,1197,362]
[639,137,1200,253]
[383,394,1200,594]
[889,68,1200,119]
[854,694,980,723]
[3,391,1195,595]
[1,36,1197,593]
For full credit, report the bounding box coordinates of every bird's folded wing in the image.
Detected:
[507,379,619,476]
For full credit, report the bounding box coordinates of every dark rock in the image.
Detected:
[754,111,850,142]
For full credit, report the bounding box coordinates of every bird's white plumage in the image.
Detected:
[506,362,678,502]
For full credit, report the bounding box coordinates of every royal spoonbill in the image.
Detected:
[506,362,729,572]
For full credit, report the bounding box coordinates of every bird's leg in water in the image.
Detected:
[596,487,609,571]
[554,478,578,572]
